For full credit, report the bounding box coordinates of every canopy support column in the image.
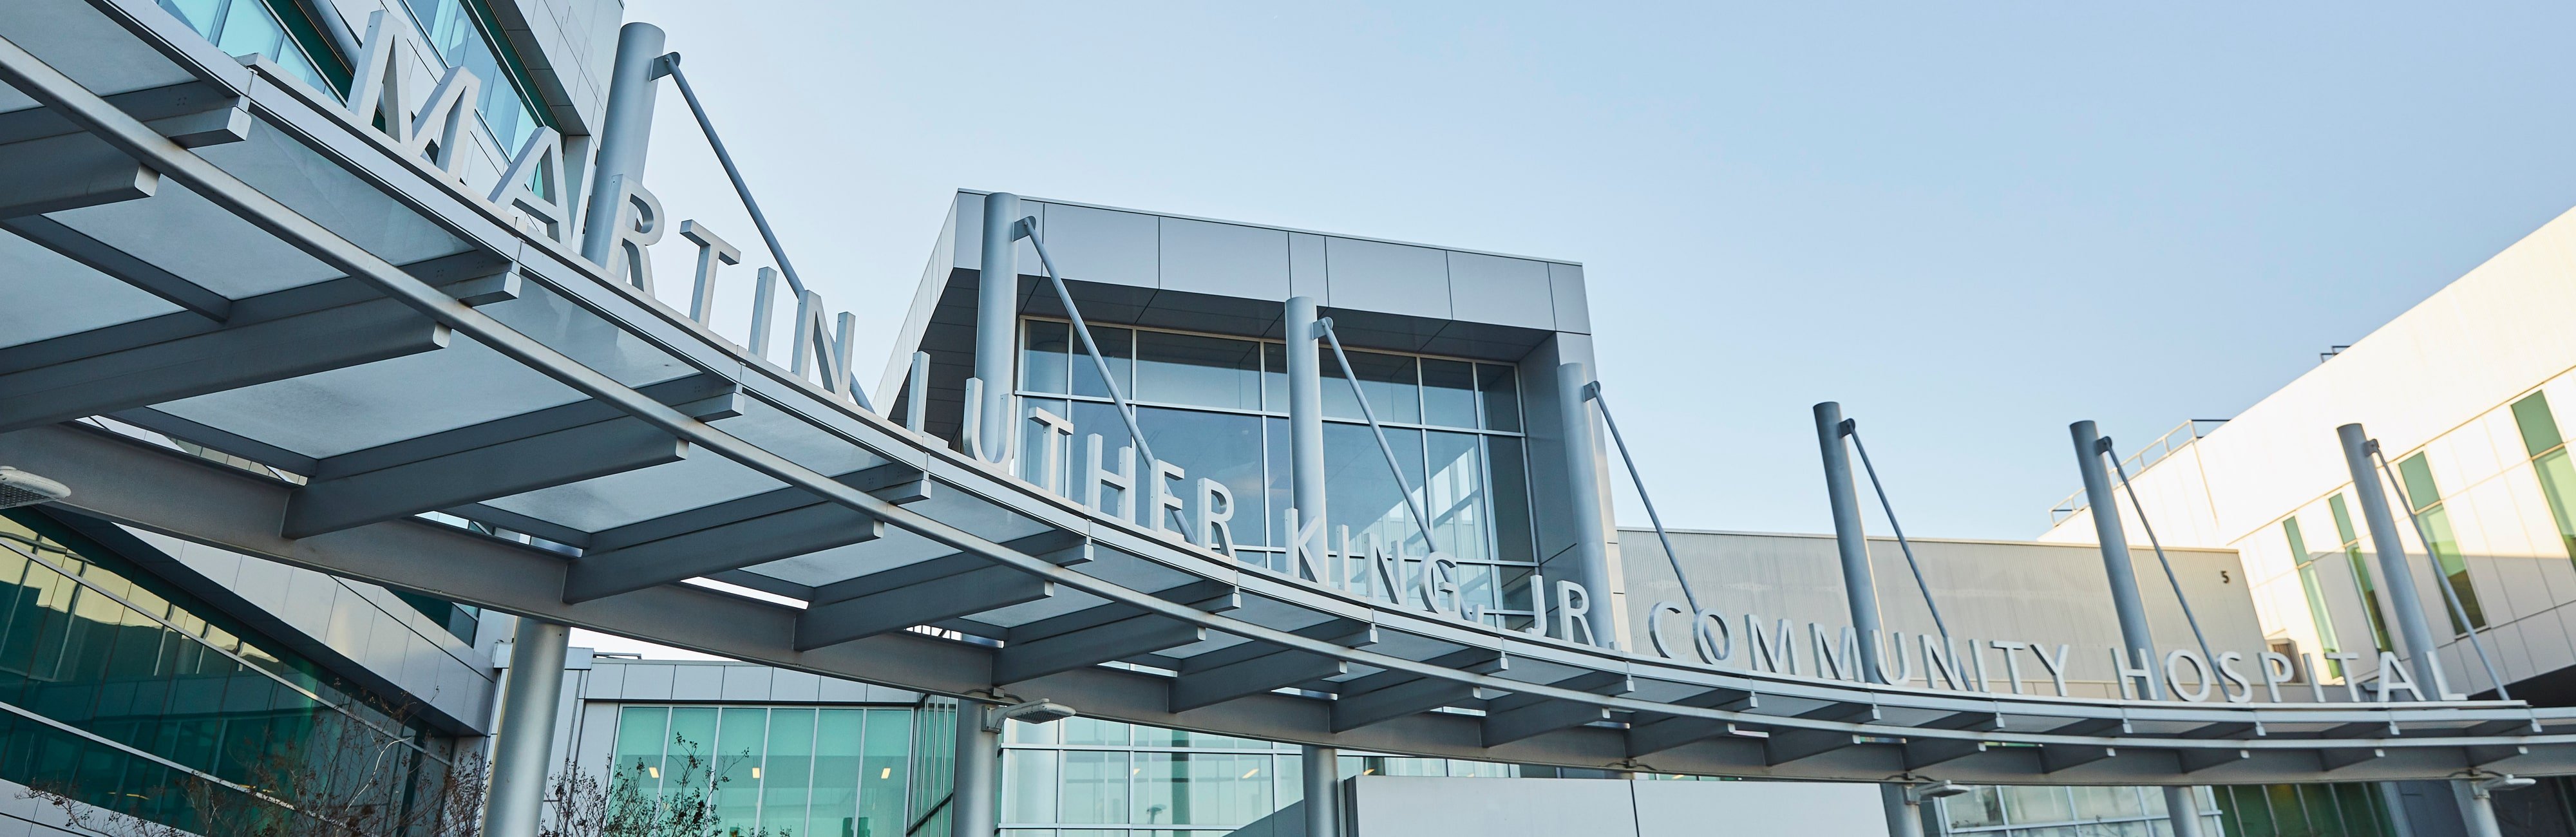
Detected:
[1302,744,1340,837]
[952,698,1000,837]
[974,193,1022,462]
[2339,423,2448,695]
[479,619,571,837]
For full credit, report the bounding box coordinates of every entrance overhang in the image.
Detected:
[5,0,2575,785]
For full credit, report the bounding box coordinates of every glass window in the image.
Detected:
[1949,785,2005,829]
[811,709,865,836]
[1425,431,1493,561]
[713,708,767,826]
[761,709,815,836]
[399,0,550,150]
[1322,349,1419,424]
[860,707,912,836]
[1262,343,1289,412]
[2510,393,2576,560]
[1137,332,1262,411]
[2072,785,2145,820]
[1071,327,1135,400]
[1487,437,1536,564]
[1023,321,1072,394]
[2002,785,2074,824]
[1000,749,1059,825]
[2329,495,2395,652]
[2396,454,2486,632]
[1324,423,1428,561]
[1062,717,1130,747]
[1130,753,1272,827]
[1059,750,1127,823]
[1421,359,1478,428]
[1476,364,1522,432]
[1138,408,1268,549]
[2285,518,2344,677]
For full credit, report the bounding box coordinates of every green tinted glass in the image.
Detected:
[2397,454,2441,511]
[2515,393,2565,456]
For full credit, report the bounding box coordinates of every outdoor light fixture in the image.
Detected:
[1906,781,1971,803]
[2477,775,2537,793]
[982,699,1077,732]
[0,467,69,509]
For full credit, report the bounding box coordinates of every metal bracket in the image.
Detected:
[2364,438,2383,456]
[2095,436,2116,455]
[1011,216,1037,241]
[1837,417,1856,437]
[1581,381,1602,400]
[647,52,680,81]
[1312,316,1333,338]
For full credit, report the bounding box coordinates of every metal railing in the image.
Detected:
[2049,418,2227,525]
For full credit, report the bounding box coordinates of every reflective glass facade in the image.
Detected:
[398,0,554,151]
[156,0,339,92]
[611,704,917,837]
[0,510,446,832]
[1016,318,1541,626]
[1943,785,2224,837]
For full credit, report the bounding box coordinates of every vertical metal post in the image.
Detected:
[2378,782,2419,837]
[907,351,931,433]
[2456,782,2505,837]
[578,23,665,264]
[2340,423,2446,695]
[1287,297,1327,570]
[2070,420,2159,693]
[479,619,571,837]
[1553,362,1615,645]
[2163,787,2206,837]
[974,193,1021,462]
[952,699,999,837]
[1815,402,1886,682]
[1880,785,1926,837]
[1302,744,1338,837]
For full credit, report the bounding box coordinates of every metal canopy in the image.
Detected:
[6,0,2576,786]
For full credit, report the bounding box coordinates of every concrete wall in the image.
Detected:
[2043,205,2576,698]
[1343,776,1887,837]
[1620,528,2260,699]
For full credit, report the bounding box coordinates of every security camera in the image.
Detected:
[0,467,70,509]
[2478,775,2537,793]
[1907,781,1971,803]
[983,699,1077,732]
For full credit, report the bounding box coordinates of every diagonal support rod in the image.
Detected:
[2101,437,2213,665]
[2373,444,2509,699]
[1018,221,1156,468]
[1584,382,1701,615]
[1316,318,1436,547]
[1842,420,1949,641]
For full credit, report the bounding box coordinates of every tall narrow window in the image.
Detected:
[2285,517,2345,677]
[2328,495,2393,652]
[2510,392,2576,561]
[2396,453,2486,633]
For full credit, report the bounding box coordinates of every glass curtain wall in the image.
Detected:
[1942,785,2224,837]
[612,704,916,837]
[996,717,1515,837]
[156,0,342,93]
[1014,318,1540,627]
[0,510,446,832]
[2392,453,2488,634]
[2208,783,2401,837]
[397,0,555,153]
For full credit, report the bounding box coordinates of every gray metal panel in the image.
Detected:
[671,664,724,700]
[1288,232,1328,300]
[720,665,772,702]
[1325,237,1450,319]
[1037,201,1158,289]
[1548,263,1590,335]
[1445,251,1553,330]
[1159,216,1288,301]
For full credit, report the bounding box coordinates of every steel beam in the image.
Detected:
[995,614,1207,684]
[3,216,230,318]
[1330,649,1506,732]
[1903,738,1989,769]
[581,461,927,551]
[286,385,744,538]
[1766,728,1866,766]
[1172,650,1349,713]
[0,298,450,432]
[1482,671,1633,746]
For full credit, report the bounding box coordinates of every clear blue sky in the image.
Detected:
[623,1,2576,540]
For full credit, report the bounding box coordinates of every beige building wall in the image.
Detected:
[2043,205,2576,698]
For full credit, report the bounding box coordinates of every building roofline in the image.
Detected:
[1618,525,2239,554]
[959,188,1585,268]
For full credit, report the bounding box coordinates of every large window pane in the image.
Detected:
[1131,753,1271,827]
[1425,432,1492,561]
[812,709,865,835]
[1262,417,1291,554]
[1476,364,1522,432]
[1322,350,1419,424]
[1949,785,2005,829]
[1060,750,1128,823]
[2003,785,2074,824]
[859,708,912,837]
[1324,424,1428,561]
[714,708,768,829]
[1022,321,1072,394]
[1137,408,1268,549]
[762,709,815,837]
[1001,749,1059,825]
[2514,393,2565,456]
[2418,507,2486,632]
[1421,359,1477,428]
[1486,437,1536,563]
[2536,449,2576,558]
[1071,327,1135,400]
[1137,331,1262,411]
[1262,343,1288,412]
